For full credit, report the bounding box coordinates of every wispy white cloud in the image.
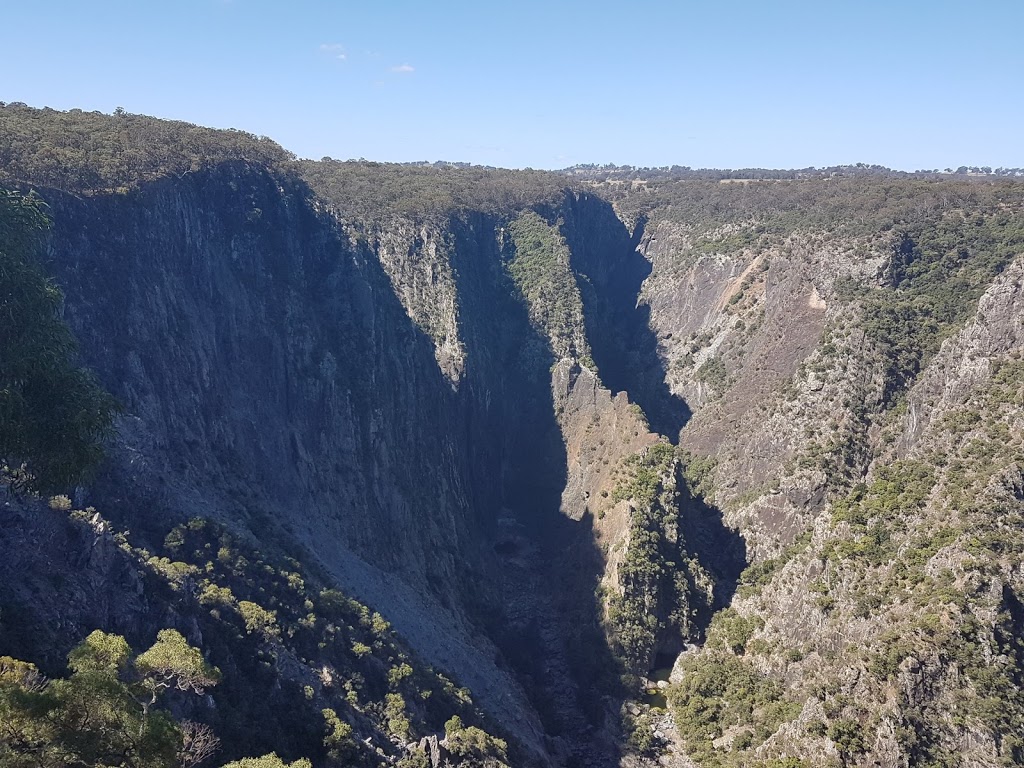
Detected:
[390,64,415,73]
[319,43,347,60]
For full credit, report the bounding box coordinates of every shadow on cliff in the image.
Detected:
[557,195,692,441]
[45,164,569,763]
[58,163,486,592]
[554,194,747,655]
[447,213,625,767]
[680,484,747,627]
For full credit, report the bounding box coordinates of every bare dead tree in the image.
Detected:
[0,656,49,693]
[178,720,220,768]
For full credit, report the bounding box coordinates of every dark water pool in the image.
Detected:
[642,666,672,709]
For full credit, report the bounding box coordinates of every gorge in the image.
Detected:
[1,104,1023,768]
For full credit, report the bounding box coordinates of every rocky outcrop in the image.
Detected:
[896,258,1024,454]
[659,255,1024,767]
[0,493,156,671]
[636,222,890,554]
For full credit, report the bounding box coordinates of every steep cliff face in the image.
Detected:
[636,221,889,553]
[47,165,479,584]
[33,164,557,758]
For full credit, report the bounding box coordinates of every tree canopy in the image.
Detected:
[0,104,293,192]
[0,629,220,768]
[0,187,118,492]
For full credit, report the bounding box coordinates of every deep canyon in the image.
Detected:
[2,105,1023,768]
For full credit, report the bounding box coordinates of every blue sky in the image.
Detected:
[4,0,1022,170]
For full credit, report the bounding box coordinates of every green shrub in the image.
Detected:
[828,718,866,758]
[506,210,591,363]
[668,652,800,764]
[238,601,279,637]
[695,356,729,394]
